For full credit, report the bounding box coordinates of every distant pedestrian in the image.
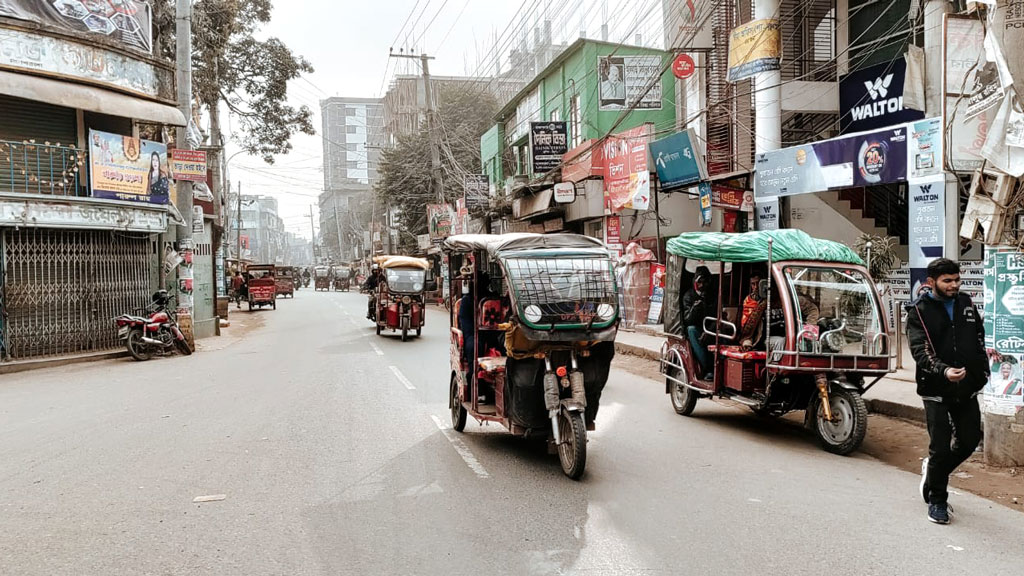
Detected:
[906,258,988,525]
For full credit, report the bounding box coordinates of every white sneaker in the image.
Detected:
[920,458,929,504]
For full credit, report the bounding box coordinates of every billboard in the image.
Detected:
[839,58,924,134]
[603,126,650,213]
[529,121,569,174]
[727,18,781,82]
[754,125,908,198]
[427,203,454,242]
[0,0,152,53]
[598,55,663,111]
[649,128,707,190]
[662,0,715,50]
[88,130,169,205]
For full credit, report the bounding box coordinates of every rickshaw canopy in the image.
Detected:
[373,255,400,265]
[444,233,606,257]
[381,256,430,270]
[666,230,863,265]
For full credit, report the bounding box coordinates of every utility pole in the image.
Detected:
[333,200,344,262]
[753,0,782,231]
[235,181,243,267]
[175,0,194,344]
[308,205,317,264]
[390,51,443,204]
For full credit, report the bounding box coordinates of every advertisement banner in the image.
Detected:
[427,203,454,242]
[697,182,713,226]
[649,128,707,190]
[943,16,990,172]
[88,129,170,205]
[839,58,924,134]
[755,198,780,230]
[170,149,208,183]
[605,215,622,247]
[663,0,715,50]
[908,117,943,179]
[754,125,908,199]
[603,126,651,212]
[598,55,663,111]
[727,18,781,83]
[192,206,204,234]
[463,174,490,213]
[647,263,667,325]
[711,185,754,212]
[908,175,946,292]
[530,121,569,174]
[0,0,153,53]
[988,252,1024,355]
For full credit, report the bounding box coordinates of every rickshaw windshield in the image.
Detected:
[783,266,883,352]
[502,254,617,329]
[385,268,426,293]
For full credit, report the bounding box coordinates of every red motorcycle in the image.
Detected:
[114,290,193,361]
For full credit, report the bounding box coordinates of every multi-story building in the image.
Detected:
[237,195,285,265]
[320,97,384,189]
[0,5,186,362]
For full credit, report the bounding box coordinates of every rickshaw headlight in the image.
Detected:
[597,303,615,320]
[524,305,543,324]
[413,282,423,291]
[402,295,412,305]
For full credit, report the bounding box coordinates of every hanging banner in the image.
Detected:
[697,182,713,226]
[754,125,908,199]
[0,0,153,54]
[170,150,208,183]
[88,130,170,205]
[603,126,651,212]
[598,55,663,111]
[649,128,708,190]
[908,117,943,179]
[427,203,454,242]
[727,18,781,83]
[463,174,490,213]
[840,58,925,134]
[529,121,569,174]
[908,175,947,293]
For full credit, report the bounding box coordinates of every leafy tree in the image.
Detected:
[375,84,498,251]
[152,0,314,162]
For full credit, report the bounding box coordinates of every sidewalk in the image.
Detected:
[615,324,926,423]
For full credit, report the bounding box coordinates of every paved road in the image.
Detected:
[2,290,1022,575]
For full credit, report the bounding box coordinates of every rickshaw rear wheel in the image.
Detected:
[376,322,381,335]
[558,409,587,480]
[416,327,422,337]
[450,374,467,432]
[402,327,408,342]
[811,386,867,456]
[669,365,698,416]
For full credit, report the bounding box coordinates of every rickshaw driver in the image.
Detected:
[364,265,382,320]
[682,266,716,380]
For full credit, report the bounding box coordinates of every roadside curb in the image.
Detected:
[615,341,661,362]
[0,350,128,375]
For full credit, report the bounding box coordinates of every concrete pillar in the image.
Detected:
[923,0,952,117]
[753,0,782,155]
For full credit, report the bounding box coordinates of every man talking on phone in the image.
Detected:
[906,258,988,525]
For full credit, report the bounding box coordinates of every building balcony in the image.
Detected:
[0,140,86,196]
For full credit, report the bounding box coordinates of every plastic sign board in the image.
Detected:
[672,54,696,80]
[553,182,576,204]
[171,149,208,182]
[649,128,708,191]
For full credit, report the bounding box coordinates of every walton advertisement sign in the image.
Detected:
[840,58,924,134]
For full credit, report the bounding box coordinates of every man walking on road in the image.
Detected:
[906,259,988,525]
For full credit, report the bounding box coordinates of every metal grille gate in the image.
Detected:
[1,228,154,361]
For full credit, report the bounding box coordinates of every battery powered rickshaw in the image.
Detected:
[276,266,296,298]
[245,264,278,310]
[314,266,331,291]
[444,233,619,479]
[659,230,893,455]
[372,256,428,341]
[333,265,352,291]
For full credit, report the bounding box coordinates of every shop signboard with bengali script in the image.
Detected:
[88,129,169,205]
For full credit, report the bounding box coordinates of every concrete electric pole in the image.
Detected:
[389,51,444,204]
[175,0,195,344]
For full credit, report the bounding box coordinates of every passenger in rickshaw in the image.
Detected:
[456,266,507,365]
[739,277,820,354]
[682,266,716,379]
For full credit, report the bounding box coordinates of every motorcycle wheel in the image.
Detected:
[450,374,467,432]
[126,329,151,362]
[557,409,587,480]
[175,337,193,356]
[810,386,867,456]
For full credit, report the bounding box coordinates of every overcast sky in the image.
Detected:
[223,0,666,239]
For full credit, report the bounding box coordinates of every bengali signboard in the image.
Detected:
[603,126,650,213]
[727,18,781,82]
[529,121,569,174]
[88,129,169,205]
[463,174,489,213]
[711,185,754,212]
[427,203,454,242]
[649,128,707,190]
[697,182,712,226]
[908,175,947,292]
[0,0,153,53]
[170,149,208,183]
[754,126,908,199]
[598,55,663,111]
[983,250,1024,415]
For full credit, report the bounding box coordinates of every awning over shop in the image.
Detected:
[512,187,556,220]
[0,70,186,126]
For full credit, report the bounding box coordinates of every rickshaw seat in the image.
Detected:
[478,298,507,330]
[714,345,767,361]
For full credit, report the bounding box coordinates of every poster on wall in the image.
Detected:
[603,126,650,212]
[984,251,1024,355]
[697,182,713,226]
[0,0,153,53]
[754,126,907,198]
[726,18,781,82]
[647,264,666,325]
[908,175,946,293]
[89,130,170,205]
[983,356,1024,416]
[427,203,454,242]
[598,56,663,111]
[908,117,943,179]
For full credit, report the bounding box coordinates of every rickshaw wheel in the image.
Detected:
[450,374,467,432]
[272,299,277,310]
[668,363,698,416]
[376,322,381,335]
[811,387,867,456]
[416,327,421,337]
[558,409,587,480]
[402,327,408,342]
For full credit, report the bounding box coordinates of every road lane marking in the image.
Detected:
[430,415,490,478]
[370,342,384,356]
[389,365,415,389]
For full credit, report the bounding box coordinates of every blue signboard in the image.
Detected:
[650,128,707,190]
[698,182,713,226]
[840,58,924,134]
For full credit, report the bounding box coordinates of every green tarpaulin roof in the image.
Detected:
[666,230,864,265]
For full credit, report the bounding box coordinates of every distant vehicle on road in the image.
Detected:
[246,265,278,310]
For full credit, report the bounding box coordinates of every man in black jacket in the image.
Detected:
[683,266,716,380]
[905,259,987,525]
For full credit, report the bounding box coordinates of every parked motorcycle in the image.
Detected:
[114,290,193,361]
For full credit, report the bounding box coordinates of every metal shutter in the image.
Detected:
[0,95,77,145]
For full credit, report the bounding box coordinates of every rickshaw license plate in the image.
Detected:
[117,326,129,338]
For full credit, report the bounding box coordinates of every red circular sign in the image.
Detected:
[672,54,695,80]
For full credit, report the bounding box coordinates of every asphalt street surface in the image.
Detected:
[2,290,1023,575]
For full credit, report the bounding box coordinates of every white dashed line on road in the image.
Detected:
[430,415,490,479]
[370,342,384,356]
[389,365,415,390]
